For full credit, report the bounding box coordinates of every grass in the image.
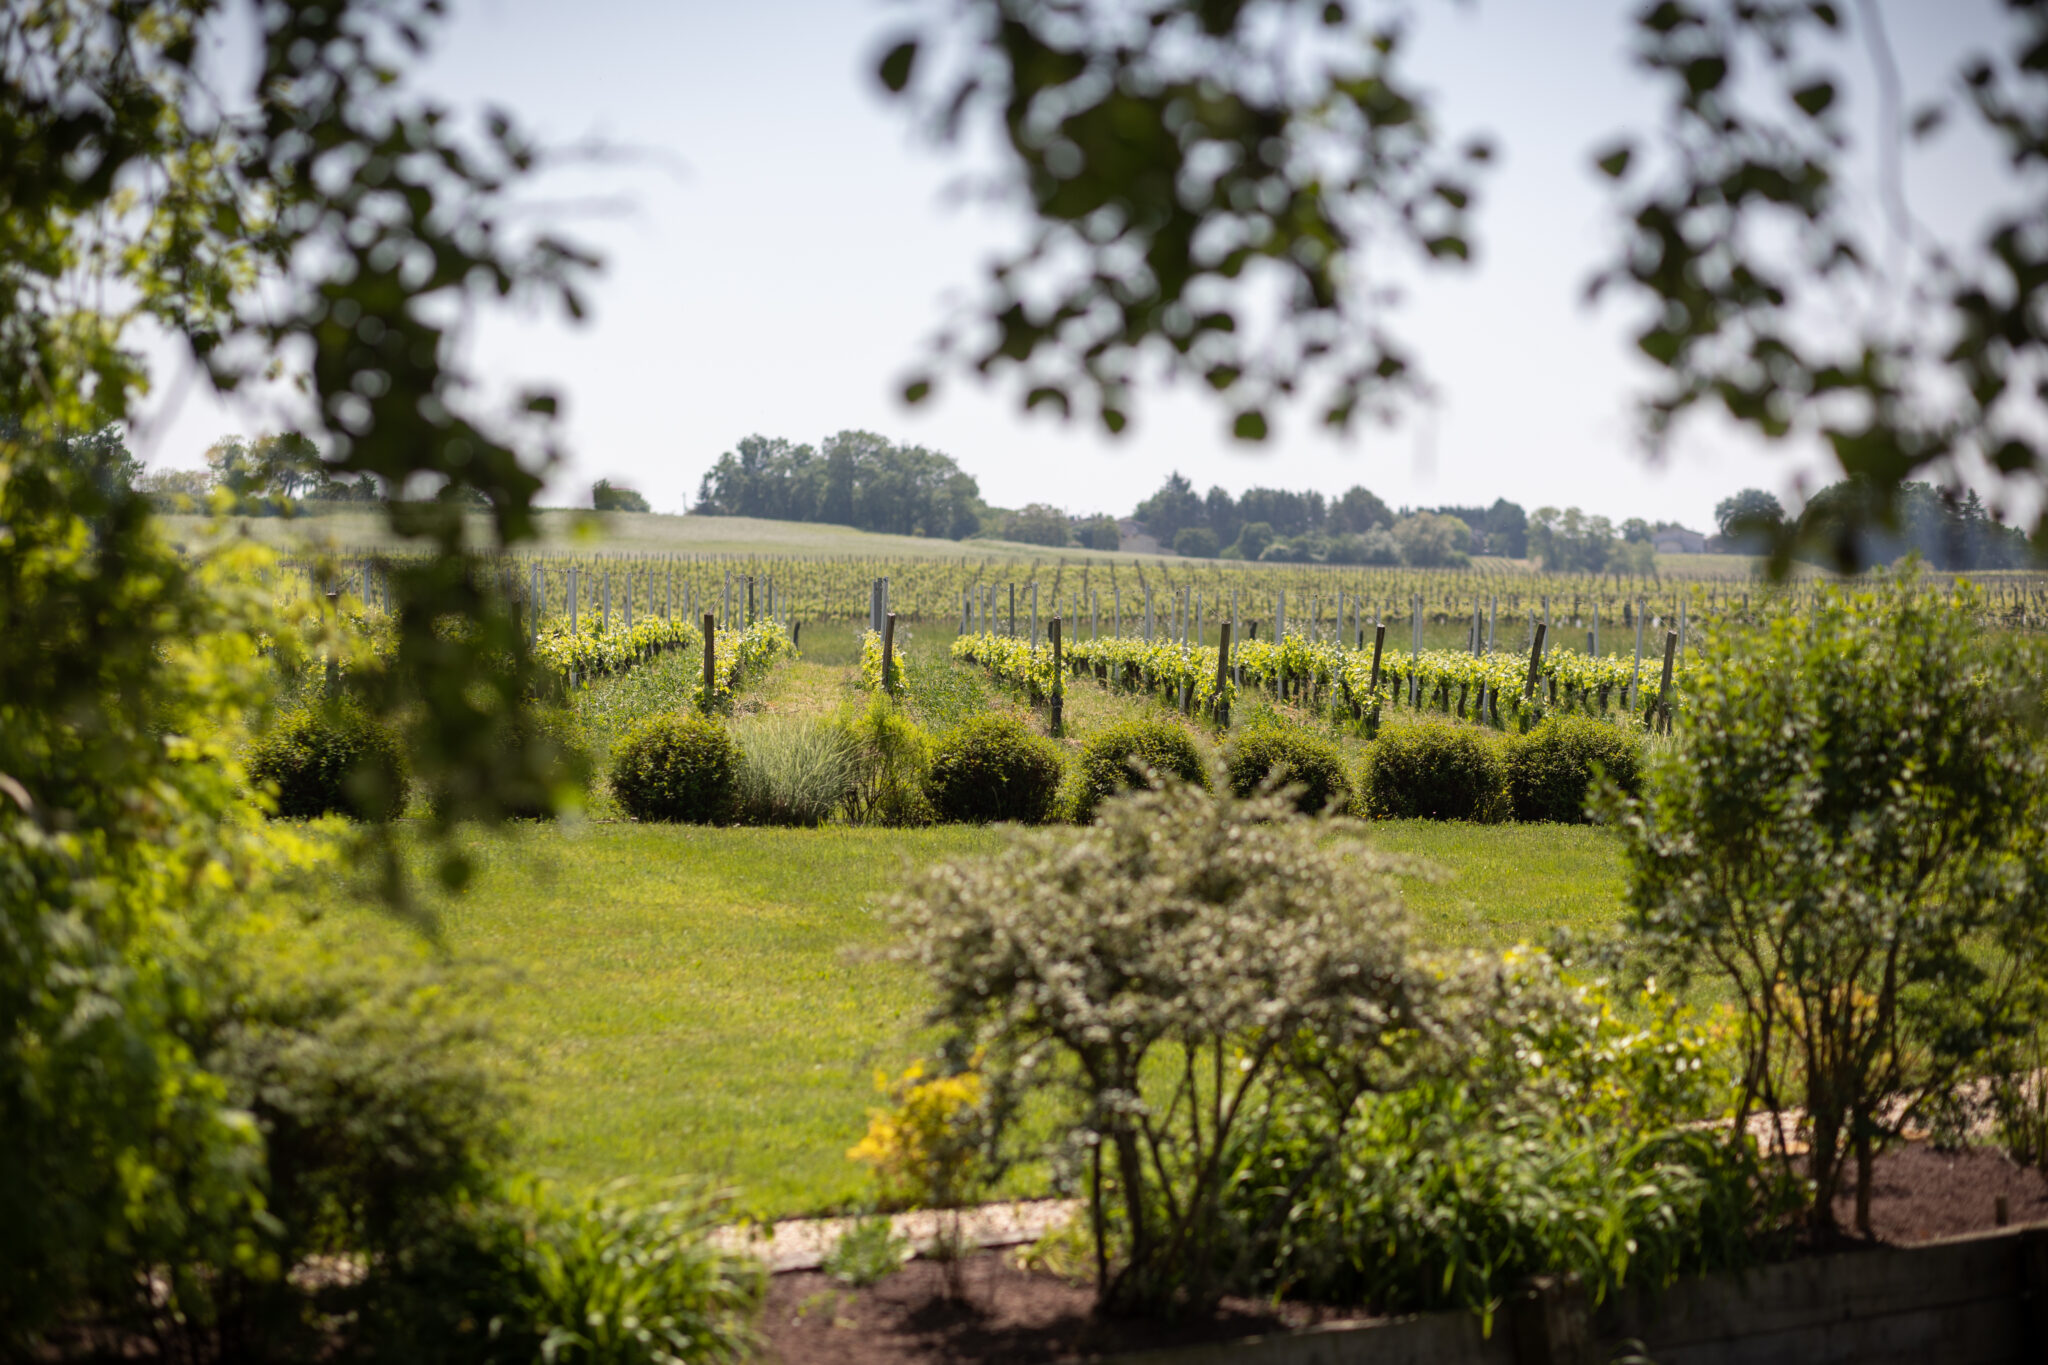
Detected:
[299,640,1632,1220]
[305,813,1626,1220]
[159,508,1188,563]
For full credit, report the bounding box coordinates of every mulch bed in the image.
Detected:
[759,1142,2048,1365]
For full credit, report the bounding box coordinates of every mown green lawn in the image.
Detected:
[306,813,1625,1220]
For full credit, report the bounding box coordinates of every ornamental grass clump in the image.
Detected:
[731,716,856,827]
[1070,717,1208,823]
[891,782,1441,1316]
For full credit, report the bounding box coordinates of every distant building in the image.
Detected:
[1652,526,1709,555]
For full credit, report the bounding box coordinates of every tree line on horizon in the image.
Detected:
[116,421,2040,573]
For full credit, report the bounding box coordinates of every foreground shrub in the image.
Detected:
[1224,725,1350,814]
[491,1182,765,1365]
[1071,718,1208,822]
[923,713,1063,824]
[732,716,856,826]
[1358,721,1505,821]
[839,695,935,827]
[248,697,408,820]
[1503,715,1642,823]
[1610,574,2048,1238]
[610,714,736,823]
[1217,955,1767,1327]
[197,945,514,1355]
[893,784,1434,1314]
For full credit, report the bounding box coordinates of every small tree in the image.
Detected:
[892,782,1437,1314]
[592,478,652,512]
[1172,525,1219,558]
[1606,574,2048,1238]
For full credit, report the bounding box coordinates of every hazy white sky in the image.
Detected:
[134,0,2022,531]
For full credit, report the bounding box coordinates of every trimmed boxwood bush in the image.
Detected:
[1072,718,1209,822]
[1504,716,1643,823]
[1225,726,1352,815]
[1359,721,1506,822]
[609,713,737,824]
[249,698,408,820]
[925,713,1064,824]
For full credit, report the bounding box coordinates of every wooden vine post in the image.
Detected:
[1369,623,1386,694]
[701,612,716,714]
[1525,622,1548,703]
[1655,628,1678,734]
[1213,621,1232,728]
[1049,616,1063,733]
[881,612,897,696]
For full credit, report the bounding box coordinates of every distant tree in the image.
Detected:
[695,431,981,539]
[1328,485,1392,536]
[1482,500,1528,558]
[1173,526,1220,559]
[592,479,652,513]
[1237,486,1324,537]
[1134,471,1204,542]
[1528,507,1618,573]
[1798,480,2032,572]
[1621,517,1654,544]
[51,424,143,501]
[1714,488,1786,544]
[1075,515,1121,551]
[1393,513,1471,568]
[1003,503,1071,546]
[1202,486,1241,548]
[695,435,823,519]
[1230,521,1276,561]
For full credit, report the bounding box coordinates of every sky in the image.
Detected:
[132,0,2026,532]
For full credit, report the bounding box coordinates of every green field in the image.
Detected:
[159,508,1175,563]
[292,624,1636,1219]
[305,814,1624,1219]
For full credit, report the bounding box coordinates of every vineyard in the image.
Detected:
[297,549,2048,662]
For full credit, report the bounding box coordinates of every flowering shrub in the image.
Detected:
[892,781,1437,1314]
[847,1057,989,1211]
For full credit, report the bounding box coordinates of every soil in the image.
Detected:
[758,1142,2048,1365]
[1828,1141,2048,1244]
[760,1256,1362,1365]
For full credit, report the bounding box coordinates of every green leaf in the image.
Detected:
[1596,145,1634,179]
[878,39,918,93]
[903,378,932,404]
[1791,81,1836,118]
[1231,409,1268,441]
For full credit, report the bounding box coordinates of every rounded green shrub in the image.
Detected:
[1358,721,1506,822]
[1503,716,1643,823]
[925,713,1064,824]
[248,698,408,820]
[1225,726,1352,815]
[1073,718,1209,823]
[609,713,737,824]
